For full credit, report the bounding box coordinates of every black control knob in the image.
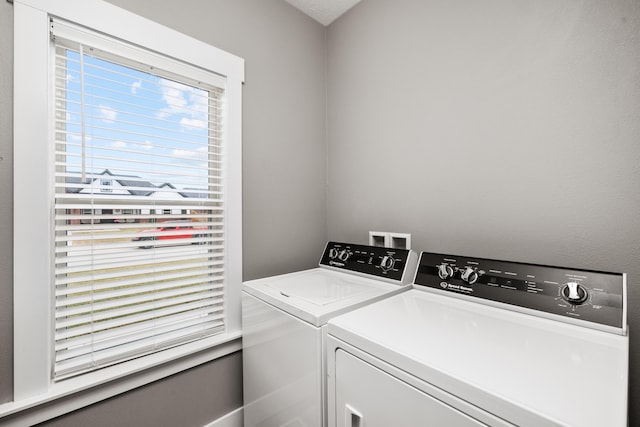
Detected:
[437,264,454,280]
[562,282,589,305]
[338,249,350,262]
[380,256,395,272]
[460,267,479,285]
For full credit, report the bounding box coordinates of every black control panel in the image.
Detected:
[415,252,626,331]
[319,241,414,283]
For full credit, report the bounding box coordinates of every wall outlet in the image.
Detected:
[369,231,389,247]
[369,231,411,249]
[389,232,411,250]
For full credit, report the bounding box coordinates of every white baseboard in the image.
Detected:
[204,407,243,427]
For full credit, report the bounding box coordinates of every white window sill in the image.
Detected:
[0,332,242,426]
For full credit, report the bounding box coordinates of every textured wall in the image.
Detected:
[327,0,640,425]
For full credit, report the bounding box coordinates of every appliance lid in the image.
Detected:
[243,268,410,326]
[264,274,374,306]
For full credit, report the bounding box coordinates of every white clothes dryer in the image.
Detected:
[327,251,629,427]
[242,241,418,427]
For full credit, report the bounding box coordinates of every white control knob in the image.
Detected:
[380,256,395,271]
[329,248,339,259]
[562,282,588,305]
[338,249,350,262]
[461,267,479,285]
[437,264,454,280]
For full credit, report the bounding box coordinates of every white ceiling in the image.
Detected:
[284,0,362,26]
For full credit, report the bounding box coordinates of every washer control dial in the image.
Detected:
[562,282,589,305]
[437,264,454,280]
[338,249,351,262]
[328,248,339,259]
[461,267,479,285]
[380,256,395,272]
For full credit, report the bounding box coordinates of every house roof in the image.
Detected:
[65,169,206,198]
[179,188,208,199]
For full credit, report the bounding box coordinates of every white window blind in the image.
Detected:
[52,19,227,379]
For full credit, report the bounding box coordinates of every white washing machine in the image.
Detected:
[327,251,629,427]
[242,241,418,427]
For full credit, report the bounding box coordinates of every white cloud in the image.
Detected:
[157,79,189,118]
[99,105,117,123]
[180,117,206,129]
[172,149,198,158]
[131,80,142,94]
[142,140,153,150]
[69,134,92,142]
[157,77,209,131]
[111,141,127,148]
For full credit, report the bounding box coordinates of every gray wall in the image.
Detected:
[35,352,242,427]
[0,0,327,423]
[327,0,640,425]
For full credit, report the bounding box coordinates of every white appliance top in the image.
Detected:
[328,290,629,427]
[243,268,410,327]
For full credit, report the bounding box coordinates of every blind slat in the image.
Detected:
[56,299,224,339]
[56,313,225,359]
[54,229,222,243]
[55,322,225,379]
[56,262,224,287]
[55,219,224,233]
[54,145,224,166]
[56,286,223,318]
[56,268,224,295]
[54,239,224,254]
[56,291,225,328]
[54,200,223,208]
[55,308,223,344]
[57,279,225,305]
[55,247,224,269]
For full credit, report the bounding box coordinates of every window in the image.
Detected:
[100,180,113,193]
[12,0,243,407]
[52,18,230,379]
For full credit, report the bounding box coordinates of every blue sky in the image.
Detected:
[61,49,215,194]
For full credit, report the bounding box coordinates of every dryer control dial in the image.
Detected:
[437,264,454,280]
[460,267,479,285]
[562,282,589,305]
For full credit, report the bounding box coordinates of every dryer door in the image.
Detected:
[335,349,485,427]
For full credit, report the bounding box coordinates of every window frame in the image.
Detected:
[8,0,243,420]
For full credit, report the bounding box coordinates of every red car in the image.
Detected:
[132,222,208,249]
